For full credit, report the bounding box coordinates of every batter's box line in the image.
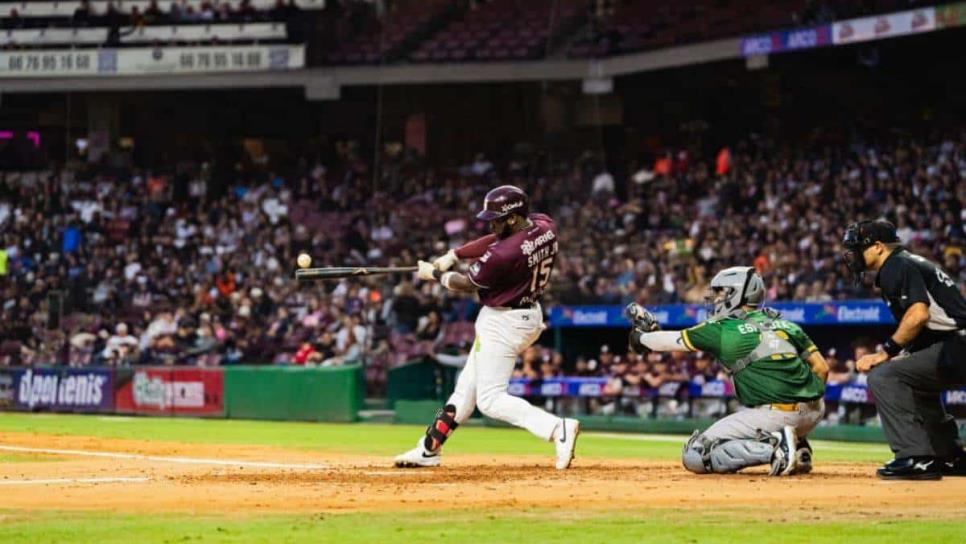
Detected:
[0,444,330,470]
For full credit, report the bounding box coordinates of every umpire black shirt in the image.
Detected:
[875,248,966,352]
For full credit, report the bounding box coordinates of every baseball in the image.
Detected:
[296,253,312,269]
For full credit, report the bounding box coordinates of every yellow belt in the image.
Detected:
[768,399,822,412]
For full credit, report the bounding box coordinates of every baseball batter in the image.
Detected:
[627,266,829,476]
[394,185,580,470]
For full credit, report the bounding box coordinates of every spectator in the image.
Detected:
[238,0,258,22]
[825,348,854,384]
[130,6,146,28]
[591,168,615,197]
[416,310,441,341]
[103,323,138,365]
[71,0,97,26]
[270,0,288,20]
[3,8,23,30]
[199,1,216,21]
[144,1,165,24]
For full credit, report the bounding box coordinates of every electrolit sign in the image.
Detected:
[837,305,882,323]
[549,301,893,327]
[571,309,609,326]
[780,306,807,323]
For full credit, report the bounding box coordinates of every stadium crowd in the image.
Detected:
[1,0,304,29]
[0,130,963,399]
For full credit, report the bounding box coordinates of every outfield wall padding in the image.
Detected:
[393,399,444,424]
[224,365,364,422]
[385,358,458,408]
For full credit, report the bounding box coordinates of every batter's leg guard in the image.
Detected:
[423,404,459,453]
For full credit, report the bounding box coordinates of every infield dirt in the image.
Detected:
[2,431,965,520]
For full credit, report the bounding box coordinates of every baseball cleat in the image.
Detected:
[394,440,441,468]
[876,457,942,480]
[768,425,798,476]
[790,437,813,475]
[554,418,580,470]
[941,451,966,477]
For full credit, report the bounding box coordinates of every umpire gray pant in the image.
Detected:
[867,337,966,459]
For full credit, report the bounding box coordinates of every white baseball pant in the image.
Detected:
[446,304,560,441]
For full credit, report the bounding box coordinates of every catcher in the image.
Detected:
[627,266,829,476]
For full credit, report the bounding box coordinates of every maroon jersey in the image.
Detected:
[468,213,558,308]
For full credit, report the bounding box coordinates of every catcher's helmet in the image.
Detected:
[706,266,765,320]
[476,185,529,221]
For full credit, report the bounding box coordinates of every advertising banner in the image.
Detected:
[115,367,224,416]
[508,377,693,398]
[936,2,966,28]
[548,300,895,328]
[9,367,114,412]
[0,368,17,409]
[740,25,832,57]
[0,45,304,78]
[832,8,935,45]
[507,377,966,405]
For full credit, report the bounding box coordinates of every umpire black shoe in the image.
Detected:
[941,452,966,476]
[876,457,943,480]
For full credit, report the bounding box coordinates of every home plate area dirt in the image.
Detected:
[1,432,965,519]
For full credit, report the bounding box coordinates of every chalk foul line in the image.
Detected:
[0,477,149,486]
[0,445,329,470]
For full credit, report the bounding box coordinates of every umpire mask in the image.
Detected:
[841,220,899,284]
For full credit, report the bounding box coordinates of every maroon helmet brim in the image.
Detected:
[476,210,503,221]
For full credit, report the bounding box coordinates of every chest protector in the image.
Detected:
[729,315,798,375]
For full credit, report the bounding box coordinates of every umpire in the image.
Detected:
[842,220,966,480]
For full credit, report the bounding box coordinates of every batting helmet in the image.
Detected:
[476,185,529,221]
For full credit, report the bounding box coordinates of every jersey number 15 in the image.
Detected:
[530,257,553,294]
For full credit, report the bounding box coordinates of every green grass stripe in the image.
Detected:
[0,509,963,544]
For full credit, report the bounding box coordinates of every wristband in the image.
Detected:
[440,272,457,290]
[882,338,903,358]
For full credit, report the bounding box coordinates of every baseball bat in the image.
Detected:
[294,266,418,281]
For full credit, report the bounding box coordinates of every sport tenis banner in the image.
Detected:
[10,368,114,412]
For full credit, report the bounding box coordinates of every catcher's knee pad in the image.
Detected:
[681,430,712,474]
[423,404,459,452]
[707,437,777,473]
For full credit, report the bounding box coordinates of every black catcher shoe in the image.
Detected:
[941,451,966,477]
[876,457,943,480]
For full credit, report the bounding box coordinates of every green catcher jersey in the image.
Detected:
[680,310,825,407]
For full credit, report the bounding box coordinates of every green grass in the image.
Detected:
[0,509,963,544]
[0,413,892,463]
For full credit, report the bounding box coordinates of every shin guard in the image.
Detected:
[423,404,459,452]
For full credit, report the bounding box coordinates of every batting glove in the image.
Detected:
[432,249,459,272]
[417,260,438,281]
